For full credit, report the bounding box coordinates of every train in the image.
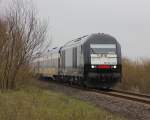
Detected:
[33,33,122,89]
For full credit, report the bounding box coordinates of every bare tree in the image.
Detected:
[0,0,49,90]
[0,20,9,90]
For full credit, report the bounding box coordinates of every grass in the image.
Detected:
[117,58,150,94]
[0,84,126,120]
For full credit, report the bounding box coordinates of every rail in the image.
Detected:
[97,90,150,105]
[63,84,150,105]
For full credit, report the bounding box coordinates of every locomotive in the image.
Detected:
[34,33,122,89]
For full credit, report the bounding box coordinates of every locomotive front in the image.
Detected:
[83,34,122,88]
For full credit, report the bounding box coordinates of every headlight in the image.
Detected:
[113,65,117,69]
[91,65,95,68]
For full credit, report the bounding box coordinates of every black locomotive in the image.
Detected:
[34,33,122,89]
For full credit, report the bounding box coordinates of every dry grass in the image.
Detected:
[117,58,150,94]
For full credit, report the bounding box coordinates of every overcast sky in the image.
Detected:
[1,0,150,59]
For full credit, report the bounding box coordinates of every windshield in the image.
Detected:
[90,44,116,54]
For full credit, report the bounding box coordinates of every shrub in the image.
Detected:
[117,58,150,94]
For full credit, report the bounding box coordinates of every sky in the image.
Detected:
[1,0,150,59]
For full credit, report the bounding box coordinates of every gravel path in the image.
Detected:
[42,81,150,120]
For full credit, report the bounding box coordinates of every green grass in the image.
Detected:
[0,86,126,120]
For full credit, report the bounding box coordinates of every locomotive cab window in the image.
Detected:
[90,44,116,54]
[90,44,117,65]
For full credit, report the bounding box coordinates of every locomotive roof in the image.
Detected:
[87,33,117,43]
[46,33,118,53]
[61,33,117,50]
[46,47,60,54]
[63,35,89,47]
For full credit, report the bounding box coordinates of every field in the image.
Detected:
[0,81,126,120]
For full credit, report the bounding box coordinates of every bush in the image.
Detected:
[117,58,150,94]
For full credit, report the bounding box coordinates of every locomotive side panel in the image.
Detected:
[59,45,84,77]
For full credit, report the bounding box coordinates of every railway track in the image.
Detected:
[112,89,150,99]
[96,89,150,105]
[45,80,150,106]
[61,83,150,105]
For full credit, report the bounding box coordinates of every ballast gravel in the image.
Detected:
[42,81,150,120]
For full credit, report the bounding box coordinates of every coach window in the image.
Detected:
[73,48,77,68]
[62,51,65,68]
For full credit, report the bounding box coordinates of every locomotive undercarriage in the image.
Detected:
[84,74,120,89]
[53,73,120,89]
